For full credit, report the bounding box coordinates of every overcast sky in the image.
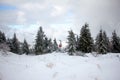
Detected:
[0,0,120,47]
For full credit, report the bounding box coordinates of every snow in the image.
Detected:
[0,51,120,80]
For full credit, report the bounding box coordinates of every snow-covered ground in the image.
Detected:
[0,51,120,80]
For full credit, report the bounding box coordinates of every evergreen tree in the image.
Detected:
[47,38,53,53]
[6,38,12,52]
[0,31,6,43]
[67,30,76,55]
[0,31,3,43]
[0,31,9,52]
[111,30,120,53]
[43,36,49,53]
[0,31,2,42]
[95,30,107,54]
[11,33,20,54]
[35,27,45,55]
[53,38,58,51]
[2,33,6,42]
[103,31,110,52]
[78,23,94,53]
[22,39,29,55]
[76,35,79,51]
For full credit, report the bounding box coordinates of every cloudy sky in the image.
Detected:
[0,0,120,47]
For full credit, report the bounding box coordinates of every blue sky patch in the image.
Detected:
[0,3,17,10]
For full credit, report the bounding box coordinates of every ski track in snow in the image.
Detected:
[0,51,120,80]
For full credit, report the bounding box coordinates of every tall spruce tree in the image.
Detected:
[53,38,58,51]
[35,27,45,55]
[67,30,76,55]
[22,39,29,55]
[103,31,110,52]
[43,37,49,53]
[111,30,120,53]
[95,30,107,54]
[78,23,93,53]
[47,38,53,53]
[0,31,3,43]
[0,31,2,43]
[0,31,9,51]
[76,35,79,51]
[6,38,12,52]
[0,31,6,43]
[11,33,20,54]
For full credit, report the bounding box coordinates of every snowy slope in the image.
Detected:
[0,51,120,80]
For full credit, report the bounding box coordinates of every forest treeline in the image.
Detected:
[0,23,120,55]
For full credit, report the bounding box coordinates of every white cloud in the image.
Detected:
[17,11,26,24]
[21,3,47,11]
[0,0,72,25]
[51,5,66,17]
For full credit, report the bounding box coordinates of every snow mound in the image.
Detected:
[0,51,120,80]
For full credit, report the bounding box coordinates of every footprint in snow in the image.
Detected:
[46,63,54,69]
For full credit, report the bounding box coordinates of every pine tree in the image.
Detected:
[111,30,120,53]
[53,38,58,51]
[103,31,110,52]
[6,38,12,51]
[11,33,20,54]
[78,23,94,53]
[95,30,107,54]
[22,39,29,55]
[43,36,49,53]
[35,27,45,55]
[67,30,76,55]
[0,31,6,43]
[0,31,3,43]
[47,38,53,53]
[76,35,79,51]
[2,33,6,42]
[0,31,9,51]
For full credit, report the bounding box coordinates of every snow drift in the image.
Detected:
[0,51,120,80]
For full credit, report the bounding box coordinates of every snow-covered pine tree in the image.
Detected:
[11,33,20,54]
[0,31,2,43]
[0,31,9,52]
[47,38,53,53]
[95,29,107,54]
[22,39,30,55]
[78,23,94,53]
[6,38,12,51]
[67,30,76,55]
[103,31,110,52]
[43,36,49,53]
[53,38,58,52]
[2,33,6,42]
[35,26,45,55]
[76,35,79,51]
[111,30,120,53]
[0,31,6,43]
